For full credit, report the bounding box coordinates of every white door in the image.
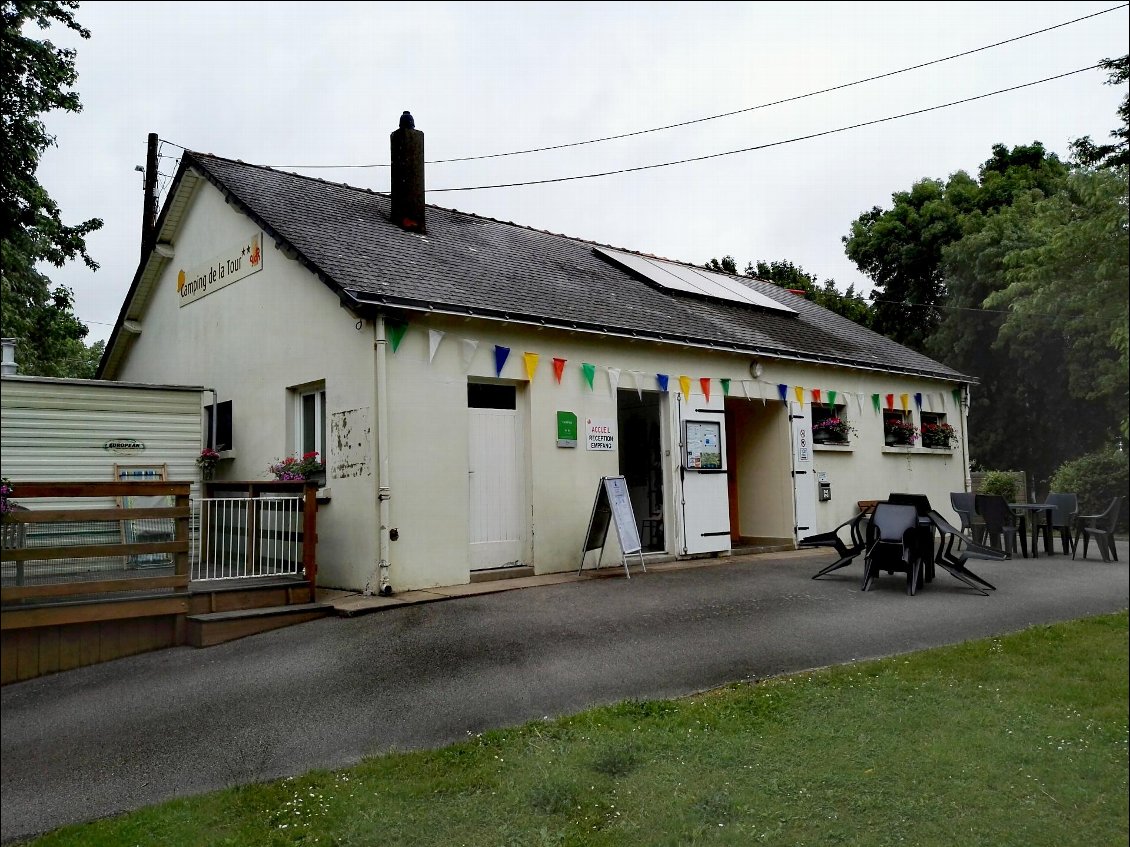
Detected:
[789,400,818,540]
[468,406,526,569]
[675,390,731,555]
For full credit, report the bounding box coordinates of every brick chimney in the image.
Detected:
[390,111,425,232]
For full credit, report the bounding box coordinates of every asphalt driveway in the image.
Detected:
[3,542,1127,843]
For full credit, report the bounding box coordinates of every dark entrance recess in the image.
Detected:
[617,390,664,552]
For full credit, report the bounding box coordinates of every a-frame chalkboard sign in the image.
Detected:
[578,476,646,578]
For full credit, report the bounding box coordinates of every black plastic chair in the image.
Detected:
[949,492,983,543]
[804,511,868,579]
[889,493,936,581]
[975,494,1026,559]
[863,503,922,595]
[1073,496,1122,562]
[927,510,1004,595]
[1043,492,1078,555]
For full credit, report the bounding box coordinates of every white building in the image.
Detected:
[99,113,973,594]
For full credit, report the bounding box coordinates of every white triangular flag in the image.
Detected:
[428,329,445,364]
[854,392,864,415]
[630,370,645,399]
[607,367,621,395]
[755,380,765,404]
[460,338,479,371]
[940,392,947,412]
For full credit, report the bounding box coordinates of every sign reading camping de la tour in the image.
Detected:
[177,233,263,307]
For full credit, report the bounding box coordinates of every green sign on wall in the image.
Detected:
[557,411,578,448]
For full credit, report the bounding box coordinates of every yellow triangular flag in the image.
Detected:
[900,393,909,412]
[794,385,804,406]
[523,352,539,381]
[678,375,691,401]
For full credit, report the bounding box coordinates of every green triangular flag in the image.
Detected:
[871,393,881,413]
[387,321,408,353]
[720,378,731,396]
[952,388,962,409]
[828,390,837,407]
[582,362,596,390]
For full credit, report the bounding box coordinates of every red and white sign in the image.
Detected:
[585,417,616,451]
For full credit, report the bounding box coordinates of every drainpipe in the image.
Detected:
[365,314,393,596]
[960,383,972,491]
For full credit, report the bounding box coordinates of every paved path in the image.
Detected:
[2,542,1127,843]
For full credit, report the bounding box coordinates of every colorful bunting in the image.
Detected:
[872,394,882,413]
[914,392,922,411]
[523,352,539,381]
[387,321,408,353]
[812,388,822,404]
[793,385,804,406]
[778,384,788,405]
[700,377,711,402]
[552,357,566,383]
[885,393,895,411]
[493,345,510,377]
[460,338,479,371]
[678,375,691,401]
[582,362,596,390]
[899,393,909,413]
[828,390,837,407]
[657,374,669,392]
[720,378,731,397]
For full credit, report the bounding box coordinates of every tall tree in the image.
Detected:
[1070,54,1129,169]
[0,0,102,377]
[842,145,1067,351]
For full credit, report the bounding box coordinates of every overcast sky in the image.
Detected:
[33,1,1130,345]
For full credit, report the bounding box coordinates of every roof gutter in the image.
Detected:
[341,290,976,385]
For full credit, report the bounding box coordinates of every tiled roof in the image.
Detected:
[182,152,968,381]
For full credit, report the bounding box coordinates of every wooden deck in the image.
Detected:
[1,480,322,684]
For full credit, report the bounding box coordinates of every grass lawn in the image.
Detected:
[26,611,1128,847]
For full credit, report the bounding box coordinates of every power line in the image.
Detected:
[254,4,1126,170]
[429,65,1100,192]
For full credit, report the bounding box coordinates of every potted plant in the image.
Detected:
[196,448,221,480]
[884,419,919,446]
[812,417,857,444]
[920,422,958,449]
[268,451,325,482]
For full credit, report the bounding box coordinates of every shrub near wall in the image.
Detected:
[1049,449,1129,532]
[973,470,1026,503]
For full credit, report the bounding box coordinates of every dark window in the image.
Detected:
[205,400,233,451]
[468,383,516,409]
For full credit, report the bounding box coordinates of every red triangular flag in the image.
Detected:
[552,357,566,383]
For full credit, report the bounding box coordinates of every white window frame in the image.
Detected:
[292,382,327,461]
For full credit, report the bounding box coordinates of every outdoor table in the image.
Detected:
[1009,503,1055,559]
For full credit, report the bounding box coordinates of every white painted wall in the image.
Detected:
[110,177,380,590]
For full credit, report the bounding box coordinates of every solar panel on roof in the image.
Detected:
[594,247,796,315]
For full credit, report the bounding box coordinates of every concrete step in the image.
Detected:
[185,603,333,647]
[470,564,535,583]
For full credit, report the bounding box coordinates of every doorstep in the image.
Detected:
[318,546,826,618]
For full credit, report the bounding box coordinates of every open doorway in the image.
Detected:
[617,390,665,552]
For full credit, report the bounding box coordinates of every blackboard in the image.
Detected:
[579,476,645,577]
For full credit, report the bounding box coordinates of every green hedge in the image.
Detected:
[1049,449,1129,532]
[978,470,1021,502]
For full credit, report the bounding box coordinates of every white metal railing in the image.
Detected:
[191,496,305,581]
